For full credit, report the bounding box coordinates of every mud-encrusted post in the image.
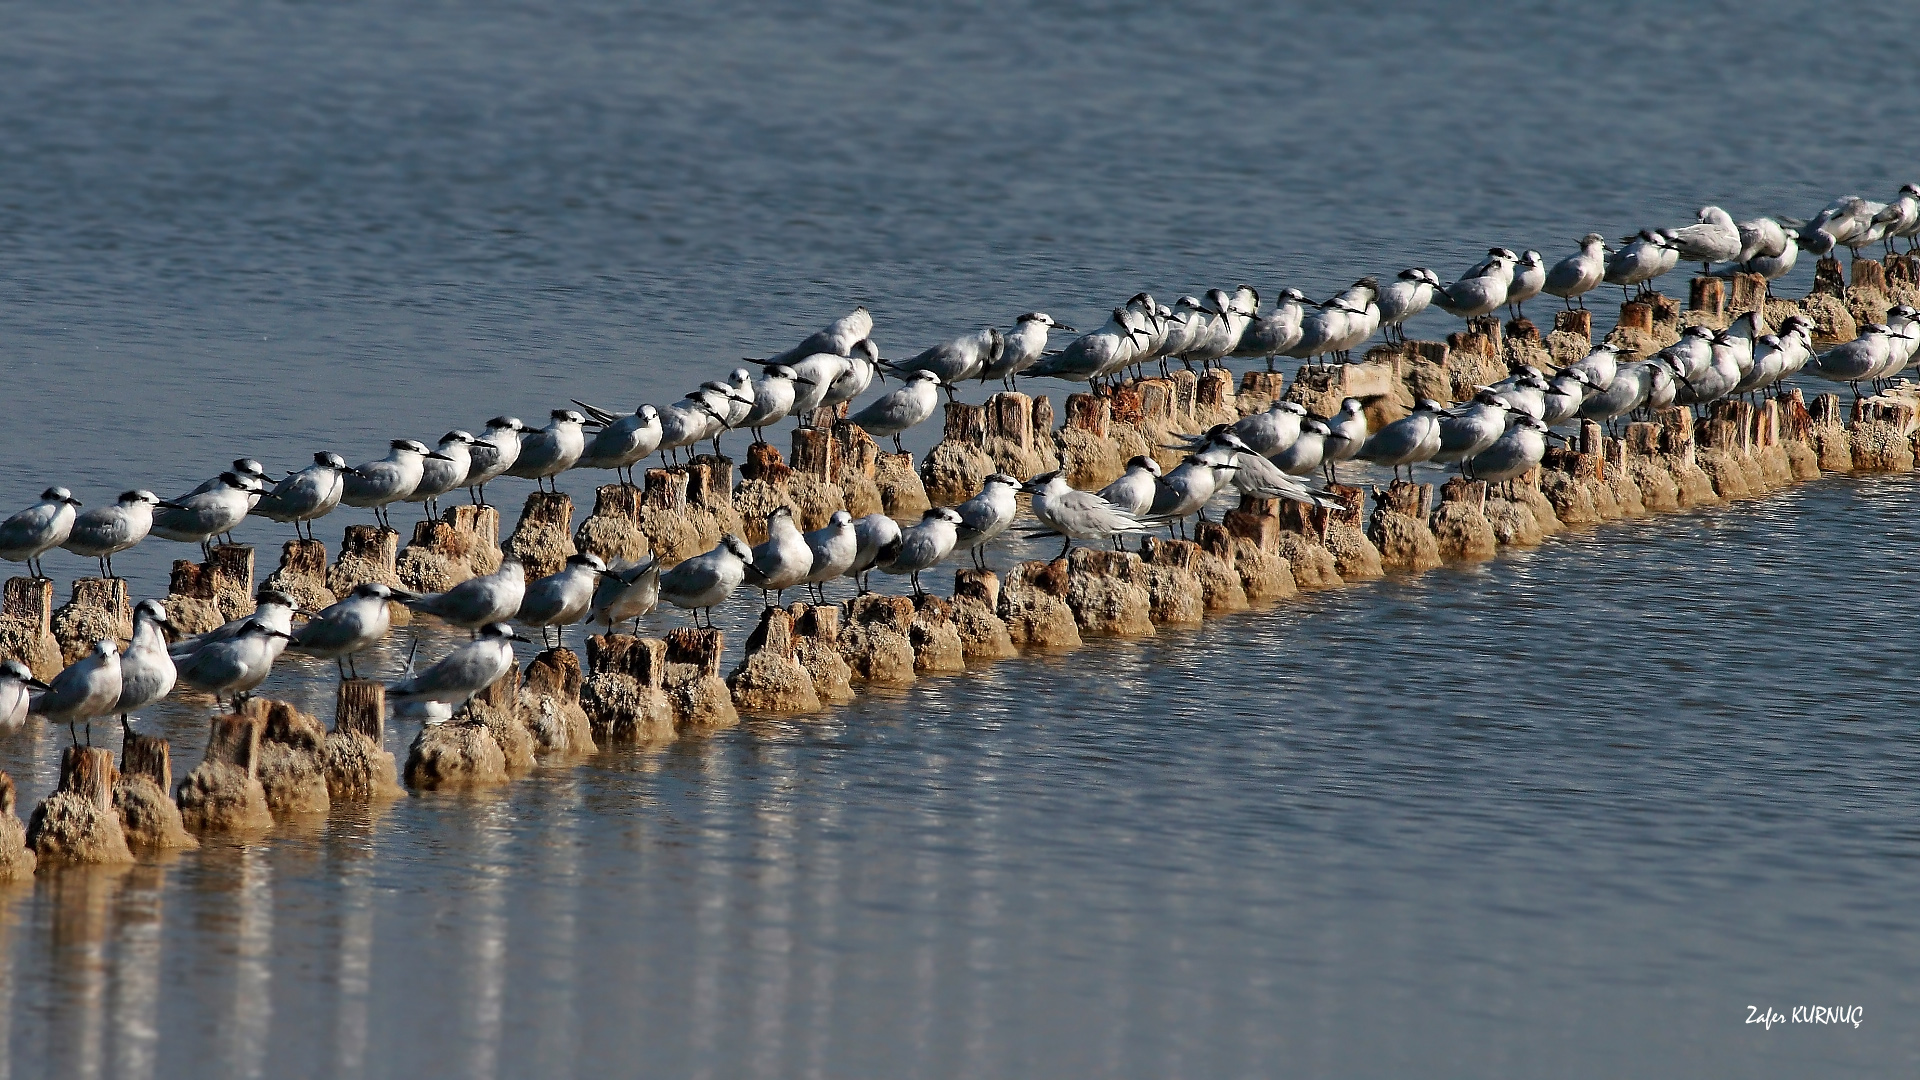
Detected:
[522,649,596,753]
[582,635,675,741]
[1137,538,1206,626]
[787,603,858,704]
[329,525,402,601]
[398,504,504,591]
[1064,549,1155,638]
[831,419,886,517]
[838,595,919,685]
[0,577,61,680]
[998,559,1081,649]
[176,710,275,833]
[1429,478,1497,560]
[264,538,336,610]
[1553,309,1592,340]
[949,570,1017,659]
[725,608,821,715]
[1728,272,1768,315]
[1688,276,1726,323]
[908,595,967,674]
[639,467,703,562]
[324,679,402,801]
[117,734,195,849]
[50,578,133,666]
[0,776,35,880]
[664,627,739,731]
[26,747,133,865]
[167,544,257,636]
[792,421,841,482]
[1058,393,1126,489]
[249,698,331,817]
[502,492,575,579]
[404,671,512,792]
[1368,481,1441,571]
[920,402,996,506]
[1806,392,1853,473]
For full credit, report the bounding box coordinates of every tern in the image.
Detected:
[749,507,813,605]
[877,507,963,596]
[257,452,358,540]
[849,369,942,453]
[1466,415,1552,492]
[1378,269,1441,343]
[506,410,588,492]
[1234,288,1310,370]
[981,314,1073,388]
[1025,308,1154,384]
[759,306,872,368]
[1022,471,1146,558]
[62,489,159,577]
[1320,397,1370,483]
[587,557,661,635]
[32,639,121,745]
[115,599,177,737]
[407,431,475,517]
[1357,400,1444,480]
[574,403,664,483]
[394,557,528,636]
[951,473,1020,570]
[390,623,530,722]
[1097,456,1163,517]
[344,440,447,529]
[463,417,527,505]
[516,552,606,648]
[171,587,298,659]
[1544,234,1609,310]
[798,510,858,602]
[0,660,44,732]
[1668,206,1741,272]
[1605,230,1675,297]
[657,391,730,463]
[292,582,396,679]
[153,473,265,555]
[1505,251,1545,318]
[0,487,80,578]
[885,328,1003,396]
[659,535,755,627]
[845,513,902,594]
[1432,392,1511,471]
[176,620,296,708]
[742,366,808,442]
[819,339,881,412]
[1807,325,1890,393]
[1435,250,1516,319]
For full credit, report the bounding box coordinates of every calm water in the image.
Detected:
[2,1,1918,1075]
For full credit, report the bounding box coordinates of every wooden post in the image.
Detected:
[524,648,583,701]
[665,627,725,679]
[587,634,668,689]
[1776,389,1812,442]
[1372,480,1433,519]
[1446,315,1502,359]
[588,483,644,523]
[474,662,520,711]
[685,455,733,510]
[740,443,791,484]
[1552,309,1592,341]
[1503,316,1539,344]
[59,746,116,813]
[1580,419,1603,457]
[1439,477,1488,511]
[953,568,1001,610]
[205,712,263,774]
[1617,300,1654,334]
[984,392,1036,452]
[514,492,574,534]
[641,468,689,513]
[279,538,328,579]
[741,607,797,659]
[339,525,398,568]
[833,420,879,478]
[1811,257,1846,298]
[1223,495,1280,550]
[941,402,988,445]
[790,426,840,480]
[0,773,13,818]
[120,733,172,793]
[336,679,385,743]
[1728,272,1768,314]
[1808,393,1842,426]
[1195,369,1235,412]
[1688,276,1726,321]
[1031,395,1054,434]
[2,578,52,629]
[1851,258,1888,296]
[1063,394,1110,439]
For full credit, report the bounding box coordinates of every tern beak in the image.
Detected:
[794,377,816,386]
[510,633,533,643]
[157,501,189,511]
[347,468,370,479]
[1054,325,1076,333]
[26,679,50,692]
[426,451,455,461]
[63,497,82,506]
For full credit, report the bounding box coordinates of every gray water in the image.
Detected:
[2,0,1917,1075]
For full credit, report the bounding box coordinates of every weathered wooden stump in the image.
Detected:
[116,733,196,849]
[27,746,134,864]
[176,710,274,833]
[1852,258,1889,296]
[728,607,822,715]
[1688,276,1726,321]
[503,493,576,578]
[0,774,35,880]
[523,648,596,753]
[664,627,738,730]
[1728,272,1768,314]
[1553,309,1592,340]
[1368,481,1441,571]
[582,634,675,741]
[0,577,59,680]
[50,577,133,665]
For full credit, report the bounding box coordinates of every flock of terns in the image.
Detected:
[2,184,1915,743]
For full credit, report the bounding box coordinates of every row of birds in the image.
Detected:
[7,184,1918,743]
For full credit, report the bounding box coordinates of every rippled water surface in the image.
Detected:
[3,1,1919,1076]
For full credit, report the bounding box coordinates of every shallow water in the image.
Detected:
[2,1,1918,1076]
